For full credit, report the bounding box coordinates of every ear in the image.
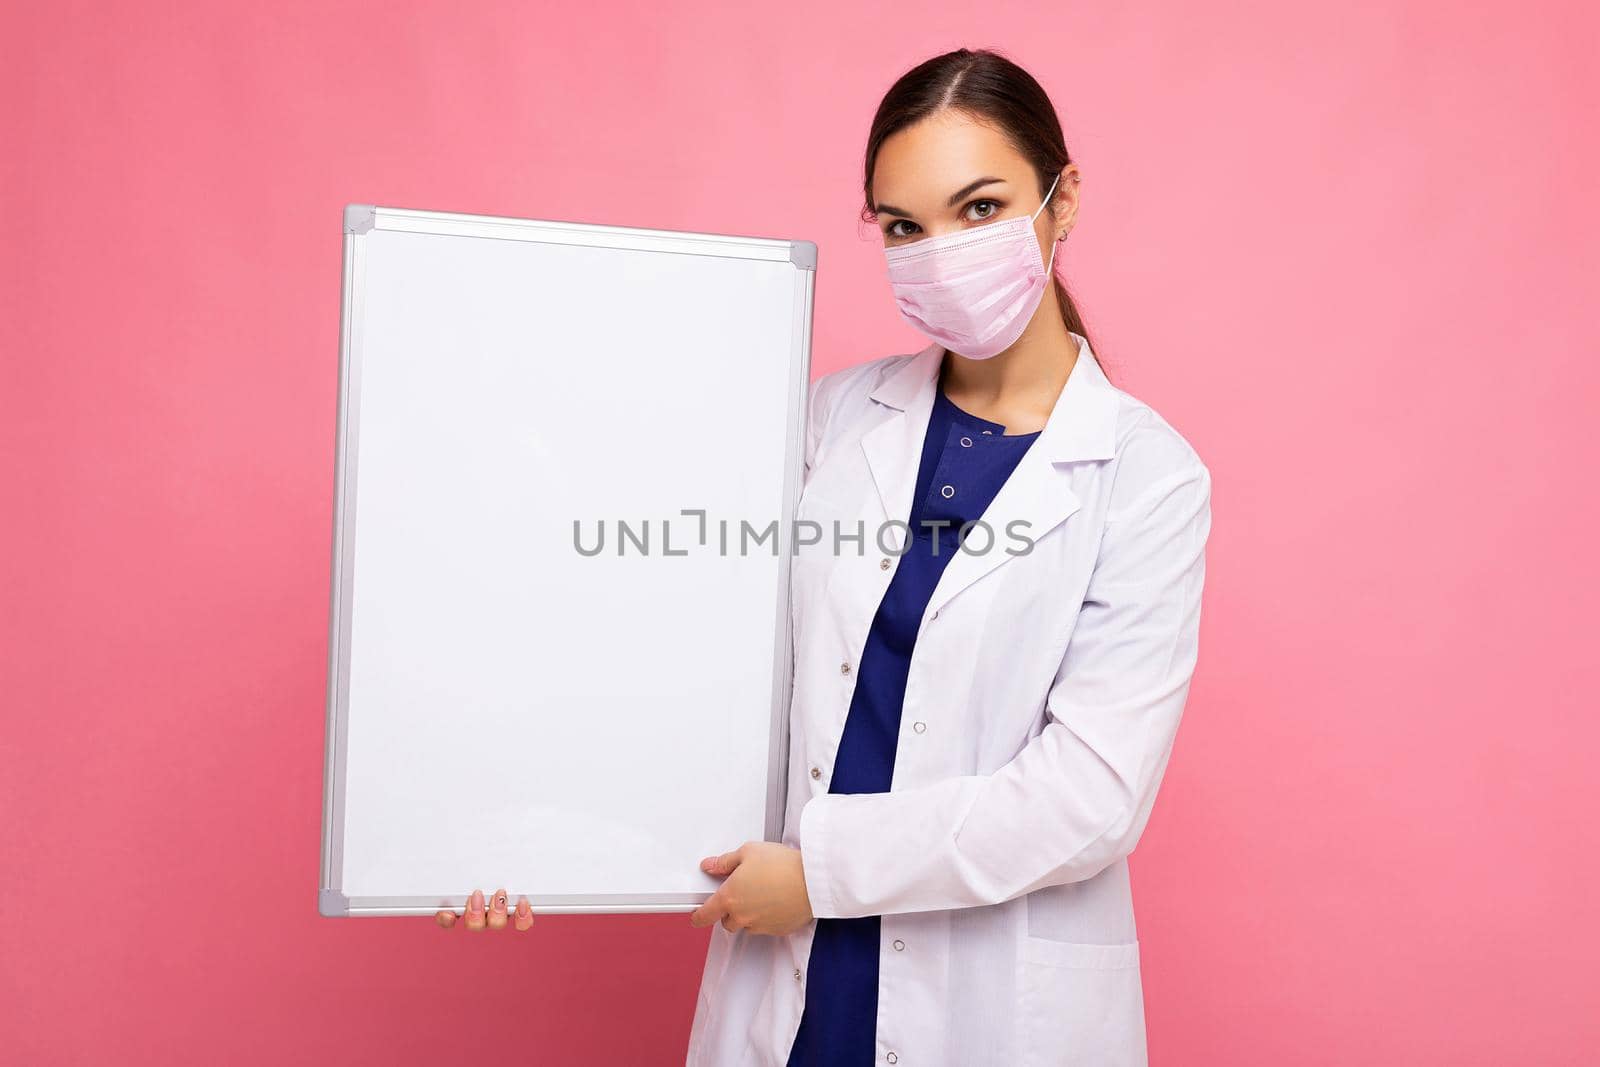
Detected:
[1053,166,1082,234]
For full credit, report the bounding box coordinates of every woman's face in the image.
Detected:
[870,109,1079,256]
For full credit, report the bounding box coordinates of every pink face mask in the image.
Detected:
[882,172,1061,360]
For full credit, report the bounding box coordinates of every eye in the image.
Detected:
[965,199,1001,222]
[882,198,1005,241]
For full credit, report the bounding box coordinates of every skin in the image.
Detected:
[436,887,534,932]
[440,108,1084,941]
[874,108,1083,435]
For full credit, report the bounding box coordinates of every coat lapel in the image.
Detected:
[858,344,941,552]
[859,333,1121,615]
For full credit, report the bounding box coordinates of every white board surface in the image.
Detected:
[319,205,814,916]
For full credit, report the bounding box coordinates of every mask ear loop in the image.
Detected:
[1032,171,1063,223]
[1035,171,1063,273]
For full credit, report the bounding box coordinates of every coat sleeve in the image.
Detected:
[803,358,877,479]
[798,456,1213,918]
[803,374,827,479]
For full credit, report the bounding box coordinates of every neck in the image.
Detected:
[940,313,1079,425]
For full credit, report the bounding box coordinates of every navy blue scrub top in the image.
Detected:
[787,378,1041,1067]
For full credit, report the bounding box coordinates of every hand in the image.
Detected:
[689,842,814,936]
[435,887,535,932]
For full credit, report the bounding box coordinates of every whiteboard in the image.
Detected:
[318,204,815,916]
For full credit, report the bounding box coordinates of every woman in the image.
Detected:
[442,47,1211,1067]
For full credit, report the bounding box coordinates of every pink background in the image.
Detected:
[3,2,1596,1064]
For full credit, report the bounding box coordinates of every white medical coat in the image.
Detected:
[687,332,1212,1066]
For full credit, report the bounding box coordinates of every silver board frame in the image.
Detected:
[319,204,816,916]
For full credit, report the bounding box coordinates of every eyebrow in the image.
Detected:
[873,176,1008,219]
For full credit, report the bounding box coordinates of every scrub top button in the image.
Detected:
[959,436,972,447]
[940,485,955,498]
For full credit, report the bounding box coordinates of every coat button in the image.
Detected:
[840,661,851,676]
[810,766,821,779]
[912,721,926,733]
[794,968,802,981]
[879,557,891,570]
[892,939,905,951]
[887,1053,898,1064]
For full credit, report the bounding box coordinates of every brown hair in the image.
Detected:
[861,48,1102,372]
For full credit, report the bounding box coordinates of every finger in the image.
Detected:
[700,848,744,877]
[487,888,509,930]
[689,890,727,929]
[513,895,534,931]
[464,888,487,932]
[720,912,743,933]
[436,909,458,928]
